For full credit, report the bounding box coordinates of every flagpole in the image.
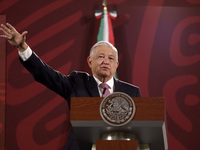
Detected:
[102,0,107,12]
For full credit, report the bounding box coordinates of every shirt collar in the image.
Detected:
[93,75,114,89]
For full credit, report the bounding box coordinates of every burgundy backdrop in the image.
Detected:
[0,0,200,149]
[0,15,6,150]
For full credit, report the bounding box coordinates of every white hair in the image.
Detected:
[89,41,118,62]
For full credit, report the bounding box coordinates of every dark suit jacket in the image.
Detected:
[20,52,141,150]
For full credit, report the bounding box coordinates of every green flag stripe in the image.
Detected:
[97,13,104,41]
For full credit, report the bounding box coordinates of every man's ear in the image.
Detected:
[87,56,92,68]
[116,61,119,69]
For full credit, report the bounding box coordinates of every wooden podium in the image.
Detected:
[70,97,168,150]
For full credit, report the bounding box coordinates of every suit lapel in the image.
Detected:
[114,78,120,92]
[85,75,100,97]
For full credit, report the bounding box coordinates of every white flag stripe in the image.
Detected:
[95,12,102,17]
[109,12,117,18]
[103,12,109,41]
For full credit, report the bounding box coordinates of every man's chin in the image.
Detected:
[99,72,111,78]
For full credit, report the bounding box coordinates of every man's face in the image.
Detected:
[87,45,119,82]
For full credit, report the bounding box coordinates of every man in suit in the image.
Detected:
[0,23,141,150]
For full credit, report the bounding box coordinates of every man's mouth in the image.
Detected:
[101,66,109,70]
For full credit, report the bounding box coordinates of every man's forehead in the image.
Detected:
[95,45,116,53]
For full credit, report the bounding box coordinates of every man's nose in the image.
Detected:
[102,57,109,64]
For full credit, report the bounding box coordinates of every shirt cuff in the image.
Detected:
[18,46,32,61]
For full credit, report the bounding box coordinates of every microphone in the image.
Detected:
[102,88,106,95]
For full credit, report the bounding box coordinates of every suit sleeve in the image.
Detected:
[19,52,72,100]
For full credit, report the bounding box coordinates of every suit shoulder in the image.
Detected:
[117,79,140,89]
[115,78,141,97]
[69,71,90,79]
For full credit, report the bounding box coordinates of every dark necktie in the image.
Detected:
[100,83,110,97]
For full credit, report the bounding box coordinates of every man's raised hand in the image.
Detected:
[0,23,28,52]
